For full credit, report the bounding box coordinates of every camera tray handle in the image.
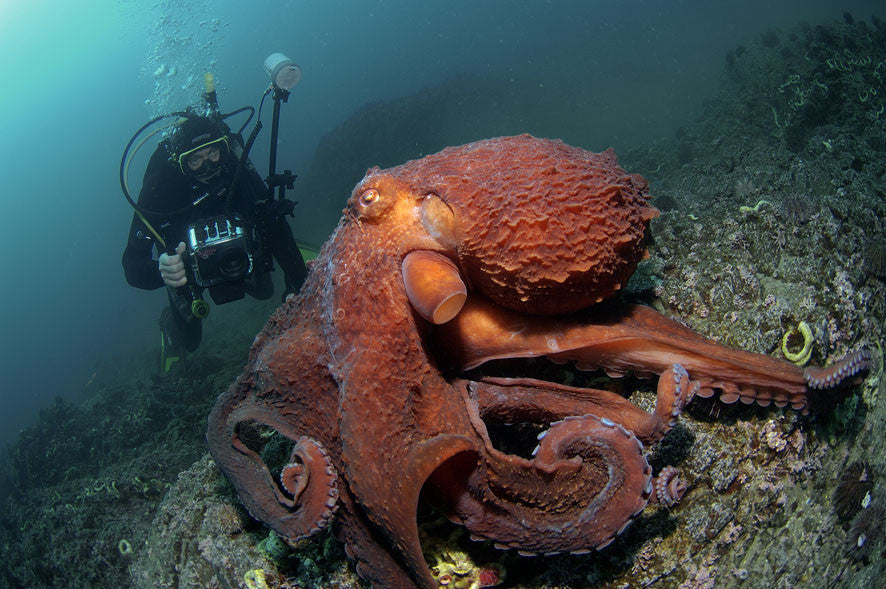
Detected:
[166,242,210,320]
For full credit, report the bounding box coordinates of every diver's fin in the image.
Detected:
[160,325,183,374]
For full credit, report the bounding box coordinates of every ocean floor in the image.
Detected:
[2,17,885,589]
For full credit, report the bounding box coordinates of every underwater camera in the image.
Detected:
[186,214,254,287]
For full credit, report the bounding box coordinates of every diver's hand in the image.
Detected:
[159,242,187,288]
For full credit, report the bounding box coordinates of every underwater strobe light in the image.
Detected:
[264,53,301,91]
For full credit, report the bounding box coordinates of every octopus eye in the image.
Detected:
[359,189,380,206]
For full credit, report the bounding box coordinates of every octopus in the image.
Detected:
[207,134,871,588]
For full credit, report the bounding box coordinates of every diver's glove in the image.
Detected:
[159,242,188,288]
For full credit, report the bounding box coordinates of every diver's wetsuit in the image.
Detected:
[122,140,307,352]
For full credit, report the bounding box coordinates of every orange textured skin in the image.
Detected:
[380,134,659,314]
[207,135,865,589]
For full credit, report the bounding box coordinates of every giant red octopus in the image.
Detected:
[207,134,871,588]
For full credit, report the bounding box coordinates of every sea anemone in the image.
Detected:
[733,177,757,201]
[847,496,886,561]
[778,193,817,225]
[654,194,678,212]
[833,460,875,520]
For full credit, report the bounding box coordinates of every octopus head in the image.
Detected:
[346,168,459,250]
[350,136,659,318]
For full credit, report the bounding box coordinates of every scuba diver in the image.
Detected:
[121,113,307,371]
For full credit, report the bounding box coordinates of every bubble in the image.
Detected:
[140,0,226,117]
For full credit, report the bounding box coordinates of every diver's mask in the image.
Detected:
[175,136,230,183]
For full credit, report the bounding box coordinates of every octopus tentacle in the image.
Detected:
[435,298,811,410]
[279,437,340,534]
[648,465,687,507]
[650,364,698,442]
[804,349,873,390]
[208,396,340,540]
[463,363,695,446]
[445,414,653,555]
[334,497,420,589]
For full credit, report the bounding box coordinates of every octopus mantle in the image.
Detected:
[207,135,870,588]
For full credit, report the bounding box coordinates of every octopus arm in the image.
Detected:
[435,298,811,410]
[333,498,425,589]
[207,393,339,539]
[804,348,873,389]
[207,325,341,542]
[462,362,695,445]
[428,407,654,555]
[343,431,477,589]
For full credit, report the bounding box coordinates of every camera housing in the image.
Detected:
[186,214,254,287]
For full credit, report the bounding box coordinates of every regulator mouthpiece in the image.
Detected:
[264,53,301,91]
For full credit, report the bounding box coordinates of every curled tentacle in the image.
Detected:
[207,392,340,541]
[804,349,873,390]
[446,414,653,555]
[466,369,695,447]
[279,437,340,535]
[649,364,698,442]
[648,465,687,507]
